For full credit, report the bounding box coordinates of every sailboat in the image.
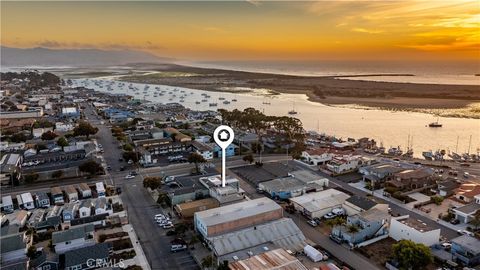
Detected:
[288,102,298,115]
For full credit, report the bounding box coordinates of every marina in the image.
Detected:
[70,78,479,159]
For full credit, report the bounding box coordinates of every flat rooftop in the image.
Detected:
[229,248,308,270]
[195,197,281,227]
[397,216,435,232]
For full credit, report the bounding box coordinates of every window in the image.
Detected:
[65,241,71,245]
[43,265,51,270]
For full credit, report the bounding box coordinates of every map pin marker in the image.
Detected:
[213,125,235,187]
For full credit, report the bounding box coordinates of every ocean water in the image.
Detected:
[71,78,480,159]
[187,60,480,85]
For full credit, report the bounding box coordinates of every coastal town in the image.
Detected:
[0,70,479,270]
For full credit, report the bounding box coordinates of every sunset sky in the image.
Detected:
[1,1,479,61]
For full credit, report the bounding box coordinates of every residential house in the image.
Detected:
[135,138,187,165]
[451,235,480,267]
[63,243,110,270]
[359,163,407,187]
[19,193,35,210]
[94,197,111,216]
[55,122,75,132]
[190,141,214,160]
[387,168,435,191]
[327,155,372,175]
[51,224,95,254]
[62,202,79,222]
[331,208,390,246]
[34,192,51,208]
[78,200,93,218]
[455,183,480,203]
[2,195,14,213]
[208,143,236,158]
[437,179,461,197]
[61,107,80,119]
[453,199,480,224]
[64,185,78,202]
[77,183,92,199]
[9,210,29,227]
[96,182,105,198]
[301,149,335,165]
[343,195,388,216]
[0,153,22,186]
[389,215,440,247]
[0,233,27,264]
[289,189,350,219]
[28,250,59,270]
[51,187,64,205]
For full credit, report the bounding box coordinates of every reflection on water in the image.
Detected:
[72,79,480,159]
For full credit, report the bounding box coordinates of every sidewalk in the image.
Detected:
[123,224,151,270]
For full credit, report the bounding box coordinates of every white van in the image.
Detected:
[331,208,345,216]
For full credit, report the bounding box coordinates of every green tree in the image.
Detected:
[201,255,214,268]
[24,173,39,184]
[41,130,58,141]
[57,136,69,149]
[174,222,188,235]
[217,261,229,270]
[143,177,162,190]
[79,160,104,176]
[431,195,444,205]
[156,192,169,206]
[26,245,37,259]
[10,132,27,143]
[242,154,254,164]
[471,210,480,230]
[52,170,63,178]
[123,143,134,152]
[392,240,433,270]
[73,121,99,139]
[188,152,206,174]
[250,142,263,157]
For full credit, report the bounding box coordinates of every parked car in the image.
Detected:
[130,171,138,176]
[125,174,135,179]
[441,242,452,250]
[323,212,337,219]
[163,176,175,183]
[162,223,174,229]
[307,220,318,227]
[457,229,474,236]
[450,219,460,225]
[170,244,187,252]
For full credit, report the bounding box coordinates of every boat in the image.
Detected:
[288,102,298,115]
[422,151,433,160]
[223,100,230,104]
[219,97,225,100]
[195,101,201,104]
[387,146,403,156]
[201,99,208,102]
[428,116,442,127]
[209,103,218,107]
[232,98,238,102]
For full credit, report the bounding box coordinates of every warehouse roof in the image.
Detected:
[208,218,306,257]
[289,189,349,213]
[229,248,308,270]
[195,197,281,227]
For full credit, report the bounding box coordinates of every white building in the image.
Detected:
[191,141,214,160]
[301,150,335,165]
[78,183,92,198]
[389,215,440,247]
[327,155,372,175]
[2,195,14,213]
[199,174,244,204]
[55,122,75,132]
[289,189,350,219]
[79,200,93,218]
[96,182,106,197]
[20,193,35,210]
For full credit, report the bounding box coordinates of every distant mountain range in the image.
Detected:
[1,46,171,67]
